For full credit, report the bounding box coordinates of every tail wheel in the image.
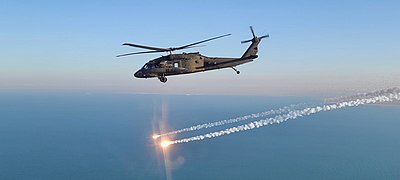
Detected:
[232,67,240,75]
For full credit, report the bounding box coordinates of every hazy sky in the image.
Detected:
[1,0,399,96]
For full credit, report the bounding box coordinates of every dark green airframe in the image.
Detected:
[117,26,268,83]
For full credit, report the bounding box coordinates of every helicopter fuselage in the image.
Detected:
[133,52,257,79]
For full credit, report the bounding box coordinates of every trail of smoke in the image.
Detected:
[154,104,302,139]
[325,87,400,103]
[171,88,400,145]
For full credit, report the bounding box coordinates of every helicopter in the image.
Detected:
[117,26,268,83]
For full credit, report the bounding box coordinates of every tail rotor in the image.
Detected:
[241,26,269,44]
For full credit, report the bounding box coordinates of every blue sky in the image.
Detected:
[1,0,399,96]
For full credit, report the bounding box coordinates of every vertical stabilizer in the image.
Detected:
[241,26,269,59]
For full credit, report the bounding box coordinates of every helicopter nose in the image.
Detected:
[134,71,143,78]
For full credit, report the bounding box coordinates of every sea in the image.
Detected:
[1,91,399,180]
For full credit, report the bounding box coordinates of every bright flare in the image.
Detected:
[152,134,161,139]
[160,141,173,148]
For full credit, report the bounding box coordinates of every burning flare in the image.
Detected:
[152,134,161,139]
[160,141,173,148]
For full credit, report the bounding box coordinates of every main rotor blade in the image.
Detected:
[180,45,207,50]
[116,50,165,57]
[122,43,168,51]
[174,33,231,50]
[250,26,256,38]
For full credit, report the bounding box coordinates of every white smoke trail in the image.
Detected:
[325,87,400,103]
[154,104,302,139]
[170,88,400,145]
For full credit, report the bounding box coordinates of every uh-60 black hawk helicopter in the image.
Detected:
[117,26,268,83]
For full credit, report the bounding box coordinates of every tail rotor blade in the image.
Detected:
[250,26,256,38]
[259,34,269,39]
[241,39,252,44]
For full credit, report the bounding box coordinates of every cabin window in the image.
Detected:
[195,60,198,64]
[174,62,179,68]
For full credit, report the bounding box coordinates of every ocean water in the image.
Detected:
[1,91,400,180]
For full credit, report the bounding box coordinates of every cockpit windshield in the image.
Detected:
[142,63,154,70]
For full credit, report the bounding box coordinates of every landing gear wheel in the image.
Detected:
[158,76,167,83]
[236,71,240,74]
